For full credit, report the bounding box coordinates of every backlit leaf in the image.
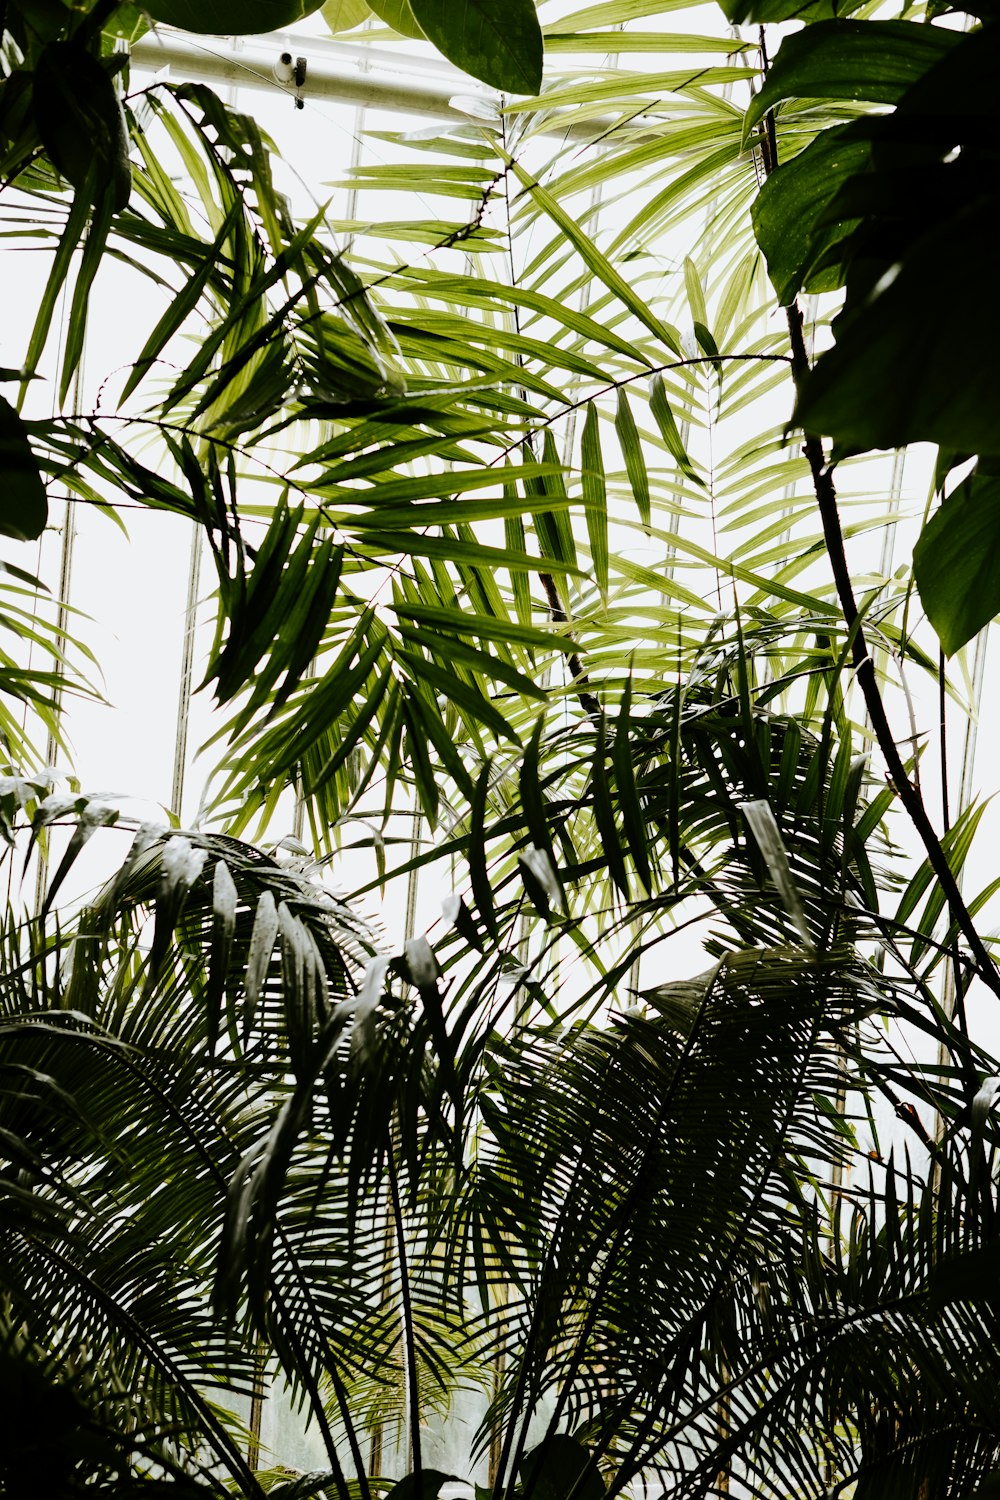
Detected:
[321,0,371,29]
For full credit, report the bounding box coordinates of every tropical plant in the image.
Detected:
[3,0,1000,1494]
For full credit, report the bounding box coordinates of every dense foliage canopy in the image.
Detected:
[2,0,1000,1495]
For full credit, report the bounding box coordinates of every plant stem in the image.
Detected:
[754,65,1000,1006]
[782,300,1000,1003]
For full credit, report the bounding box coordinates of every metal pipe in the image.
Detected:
[129,29,656,141]
[131,28,497,122]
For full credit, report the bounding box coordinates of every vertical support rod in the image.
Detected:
[170,522,202,823]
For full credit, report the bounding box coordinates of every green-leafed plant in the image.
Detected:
[4,0,1000,1494]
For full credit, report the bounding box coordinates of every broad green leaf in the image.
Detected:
[795,201,1000,458]
[410,0,543,94]
[0,397,47,541]
[367,0,425,35]
[751,123,869,304]
[383,1473,460,1500]
[105,4,152,41]
[321,0,371,29]
[914,468,1000,657]
[141,0,326,32]
[519,1437,606,1500]
[743,21,962,144]
[720,0,867,22]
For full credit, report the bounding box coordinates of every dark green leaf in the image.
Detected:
[33,42,131,210]
[40,800,117,917]
[367,0,425,35]
[614,678,652,894]
[751,123,869,305]
[743,21,962,143]
[442,892,483,951]
[60,182,114,402]
[469,761,499,941]
[913,467,1000,657]
[930,1243,1000,1309]
[795,201,1000,457]
[0,396,47,541]
[693,322,723,384]
[519,1436,606,1500]
[141,0,326,33]
[409,0,542,93]
[592,713,629,899]
[120,202,242,403]
[383,1473,460,1500]
[720,0,867,22]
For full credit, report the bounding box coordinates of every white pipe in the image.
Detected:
[129,29,650,140]
[130,28,498,122]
